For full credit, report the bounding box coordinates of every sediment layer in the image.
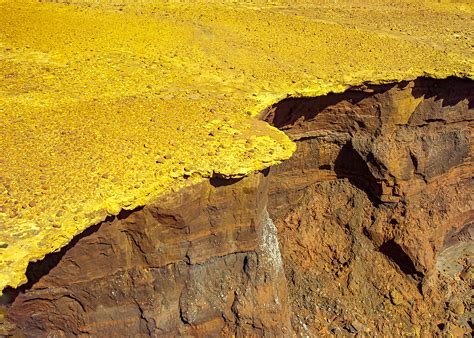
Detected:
[5,77,473,336]
[265,77,473,335]
[8,171,293,336]
[1,0,473,292]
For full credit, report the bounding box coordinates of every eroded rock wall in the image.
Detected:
[5,77,473,337]
[8,172,292,337]
[265,77,473,335]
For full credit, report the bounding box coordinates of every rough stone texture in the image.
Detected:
[7,172,292,337]
[265,77,473,335]
[4,77,473,337]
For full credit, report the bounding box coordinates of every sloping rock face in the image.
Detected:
[5,77,473,337]
[8,172,292,336]
[265,77,473,335]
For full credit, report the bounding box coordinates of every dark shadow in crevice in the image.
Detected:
[264,77,472,132]
[25,222,103,289]
[210,168,269,187]
[210,176,244,187]
[411,77,474,109]
[379,239,423,279]
[334,142,382,205]
[117,206,144,220]
[262,83,395,129]
[1,221,104,306]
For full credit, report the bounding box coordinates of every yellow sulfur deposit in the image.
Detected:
[0,0,473,293]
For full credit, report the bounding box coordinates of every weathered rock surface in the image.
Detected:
[265,77,473,335]
[4,77,473,337]
[7,172,292,336]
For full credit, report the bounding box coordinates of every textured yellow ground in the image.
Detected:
[0,0,473,292]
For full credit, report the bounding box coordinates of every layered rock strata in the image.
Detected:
[5,77,473,336]
[2,0,473,292]
[264,77,473,335]
[7,172,292,336]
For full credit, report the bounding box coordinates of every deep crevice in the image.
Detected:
[210,176,244,187]
[379,240,422,279]
[333,142,382,205]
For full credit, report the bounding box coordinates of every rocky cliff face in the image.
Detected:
[7,172,292,336]
[4,77,473,336]
[264,77,473,335]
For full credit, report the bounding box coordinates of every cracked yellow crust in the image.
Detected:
[0,0,473,293]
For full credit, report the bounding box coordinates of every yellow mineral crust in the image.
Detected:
[0,0,472,292]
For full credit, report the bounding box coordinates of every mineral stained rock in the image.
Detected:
[6,77,473,336]
[1,0,473,292]
[9,172,293,336]
[265,77,473,336]
[1,0,474,336]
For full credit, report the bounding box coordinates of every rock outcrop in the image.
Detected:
[265,77,473,335]
[4,77,473,336]
[7,172,292,336]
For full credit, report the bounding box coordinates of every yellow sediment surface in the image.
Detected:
[0,0,473,292]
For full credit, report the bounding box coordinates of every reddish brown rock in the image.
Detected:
[264,77,473,335]
[8,172,292,336]
[265,77,473,273]
[5,77,473,337]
